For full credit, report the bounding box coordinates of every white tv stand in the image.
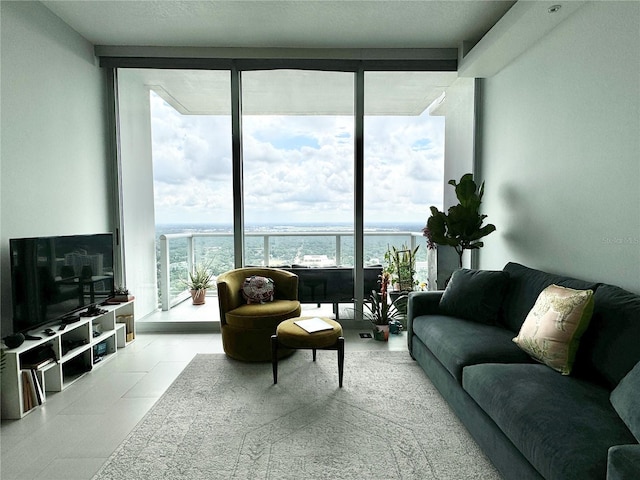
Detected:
[1,300,135,419]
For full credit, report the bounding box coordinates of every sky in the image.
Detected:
[150,91,444,228]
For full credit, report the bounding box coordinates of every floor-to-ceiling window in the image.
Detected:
[112,59,459,319]
[149,70,233,308]
[364,71,453,290]
[241,70,355,267]
[118,69,233,310]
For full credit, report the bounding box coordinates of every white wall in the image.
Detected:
[0,2,110,333]
[117,71,158,318]
[479,1,640,294]
[432,77,477,285]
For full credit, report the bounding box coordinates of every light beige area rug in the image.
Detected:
[92,351,500,479]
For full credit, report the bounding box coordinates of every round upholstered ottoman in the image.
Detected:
[271,317,344,387]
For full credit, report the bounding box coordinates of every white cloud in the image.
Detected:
[150,92,443,227]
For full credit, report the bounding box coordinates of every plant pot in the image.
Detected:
[427,247,437,291]
[113,294,134,303]
[190,289,207,305]
[389,291,403,302]
[388,319,403,334]
[373,325,389,342]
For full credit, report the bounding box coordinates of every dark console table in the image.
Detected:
[281,266,382,319]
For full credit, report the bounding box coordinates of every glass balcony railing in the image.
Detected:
[157,230,433,310]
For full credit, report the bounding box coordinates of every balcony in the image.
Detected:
[156,229,433,312]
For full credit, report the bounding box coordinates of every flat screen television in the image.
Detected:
[10,233,115,335]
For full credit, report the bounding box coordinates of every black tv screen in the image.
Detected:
[10,233,115,334]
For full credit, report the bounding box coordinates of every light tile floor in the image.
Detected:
[1,314,407,480]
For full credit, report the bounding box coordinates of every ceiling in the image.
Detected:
[126,68,458,115]
[40,1,520,116]
[41,1,516,50]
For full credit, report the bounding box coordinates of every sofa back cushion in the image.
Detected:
[610,360,640,442]
[499,262,600,333]
[439,268,509,325]
[574,284,640,389]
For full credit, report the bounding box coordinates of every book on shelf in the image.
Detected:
[21,369,45,411]
[21,371,31,411]
[20,343,57,370]
[30,369,45,405]
[22,357,54,370]
[21,371,36,411]
[294,317,334,334]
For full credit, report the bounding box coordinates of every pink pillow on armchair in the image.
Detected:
[242,276,275,304]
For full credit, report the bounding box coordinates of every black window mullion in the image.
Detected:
[231,65,244,268]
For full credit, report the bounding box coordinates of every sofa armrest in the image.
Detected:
[608,445,640,480]
[407,291,444,354]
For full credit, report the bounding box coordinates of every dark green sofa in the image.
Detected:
[407,262,640,479]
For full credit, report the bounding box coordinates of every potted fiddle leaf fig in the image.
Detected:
[185,263,214,305]
[423,173,496,268]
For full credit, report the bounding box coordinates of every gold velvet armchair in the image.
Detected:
[216,267,302,362]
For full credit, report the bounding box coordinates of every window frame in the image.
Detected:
[105,55,458,319]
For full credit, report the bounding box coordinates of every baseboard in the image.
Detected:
[137,321,221,333]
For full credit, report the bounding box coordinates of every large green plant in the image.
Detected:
[423,173,496,268]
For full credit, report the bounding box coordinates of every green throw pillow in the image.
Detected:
[513,284,594,375]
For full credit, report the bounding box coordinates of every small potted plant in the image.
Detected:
[185,264,214,305]
[363,272,408,341]
[113,286,134,303]
[384,244,419,293]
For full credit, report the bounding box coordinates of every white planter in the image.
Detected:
[427,248,437,291]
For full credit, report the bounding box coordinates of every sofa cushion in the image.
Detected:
[438,268,509,325]
[411,315,532,382]
[611,361,640,442]
[225,300,301,329]
[500,262,599,333]
[607,445,640,480]
[574,284,640,389]
[513,284,594,375]
[463,363,637,480]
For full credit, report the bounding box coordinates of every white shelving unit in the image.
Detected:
[1,300,135,420]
